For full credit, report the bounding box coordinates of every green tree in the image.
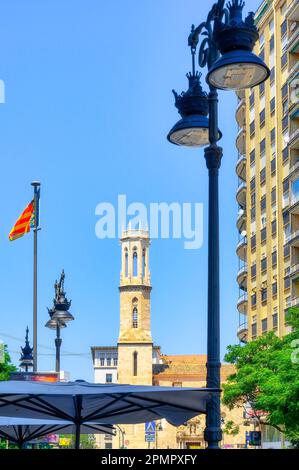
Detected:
[0,344,17,381]
[222,308,299,447]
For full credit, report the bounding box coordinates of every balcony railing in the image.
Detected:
[289,128,299,148]
[290,263,299,277]
[286,0,299,21]
[237,323,248,343]
[287,24,299,52]
[289,296,299,307]
[236,155,246,180]
[289,160,299,175]
[286,229,299,244]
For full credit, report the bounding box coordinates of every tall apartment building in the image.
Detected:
[236,0,299,344]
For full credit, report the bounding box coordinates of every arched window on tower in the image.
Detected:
[132,307,138,328]
[124,248,128,277]
[142,248,146,277]
[132,298,138,328]
[133,351,138,376]
[133,248,138,277]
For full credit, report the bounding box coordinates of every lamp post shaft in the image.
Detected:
[55,323,62,374]
[204,86,222,449]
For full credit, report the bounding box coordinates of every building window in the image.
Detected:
[272,282,277,296]
[251,293,257,307]
[270,35,275,52]
[142,248,146,277]
[250,121,255,136]
[270,128,275,144]
[251,263,256,278]
[260,109,265,127]
[282,115,288,131]
[113,357,118,366]
[271,188,276,205]
[249,92,254,108]
[261,288,267,303]
[281,19,287,38]
[133,351,138,376]
[125,248,128,277]
[252,323,257,338]
[250,149,255,165]
[260,196,266,212]
[261,227,267,242]
[172,382,182,387]
[100,358,105,367]
[261,257,267,272]
[272,313,278,329]
[270,97,275,114]
[260,168,266,185]
[282,147,289,163]
[250,177,255,191]
[133,249,138,277]
[283,210,289,226]
[272,250,277,267]
[282,83,288,100]
[281,51,287,69]
[251,235,256,251]
[132,297,138,328]
[270,66,275,83]
[107,358,111,367]
[284,244,290,258]
[260,138,266,154]
[284,277,290,290]
[283,99,288,116]
[259,81,265,96]
[261,318,268,334]
[132,307,138,328]
[271,158,276,173]
[251,207,256,220]
[283,179,289,193]
[106,373,113,383]
[272,219,277,235]
[251,192,256,207]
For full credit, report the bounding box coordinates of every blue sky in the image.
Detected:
[0,0,261,381]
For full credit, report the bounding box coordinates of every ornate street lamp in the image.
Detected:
[167,0,269,449]
[19,327,34,372]
[45,270,74,374]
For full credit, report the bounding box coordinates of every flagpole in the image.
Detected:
[31,181,40,372]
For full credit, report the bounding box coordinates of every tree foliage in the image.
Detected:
[0,344,17,381]
[222,308,299,446]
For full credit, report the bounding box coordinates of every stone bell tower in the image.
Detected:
[117,228,153,385]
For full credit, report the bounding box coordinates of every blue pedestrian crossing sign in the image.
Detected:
[145,421,156,434]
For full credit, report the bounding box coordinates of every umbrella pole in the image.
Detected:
[75,422,81,449]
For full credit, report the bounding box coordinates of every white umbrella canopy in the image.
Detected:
[0,417,115,448]
[0,380,217,448]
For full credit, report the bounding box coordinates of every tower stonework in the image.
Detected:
[117,229,153,385]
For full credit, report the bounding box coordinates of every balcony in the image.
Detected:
[235,100,246,128]
[236,128,246,155]
[236,237,247,262]
[290,296,299,307]
[290,263,299,280]
[289,194,299,213]
[237,292,248,314]
[286,228,299,247]
[289,128,299,149]
[236,182,247,209]
[236,89,245,101]
[287,23,299,54]
[236,155,246,181]
[237,264,248,291]
[286,0,299,21]
[237,323,248,343]
[236,209,246,233]
[289,159,299,177]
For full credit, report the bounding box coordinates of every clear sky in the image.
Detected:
[0,0,261,381]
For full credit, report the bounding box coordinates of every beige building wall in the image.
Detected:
[236,0,299,343]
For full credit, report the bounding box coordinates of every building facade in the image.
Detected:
[236,0,299,344]
[92,229,251,449]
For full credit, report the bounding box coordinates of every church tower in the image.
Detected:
[117,228,153,385]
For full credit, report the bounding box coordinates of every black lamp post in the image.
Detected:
[19,327,34,372]
[45,270,74,374]
[168,0,269,449]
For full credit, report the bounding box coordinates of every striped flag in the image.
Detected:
[9,200,35,241]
